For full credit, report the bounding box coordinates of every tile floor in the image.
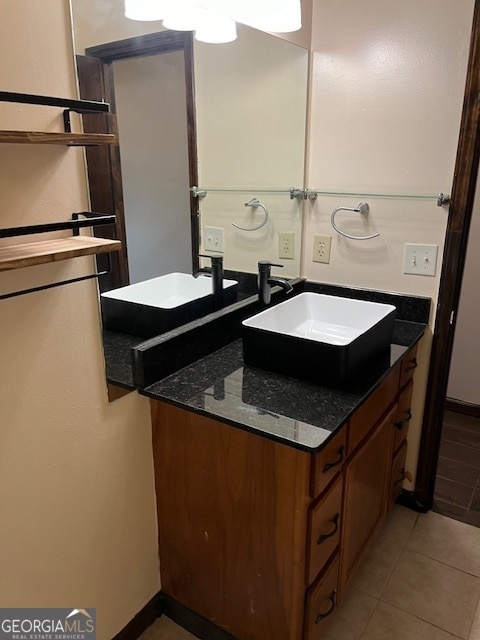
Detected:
[434,410,480,527]
[139,507,480,640]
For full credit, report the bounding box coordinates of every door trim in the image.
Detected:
[84,31,199,289]
[416,0,480,508]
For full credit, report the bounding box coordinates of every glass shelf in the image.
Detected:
[191,186,450,205]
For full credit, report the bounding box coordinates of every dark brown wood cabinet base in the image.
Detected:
[150,345,418,640]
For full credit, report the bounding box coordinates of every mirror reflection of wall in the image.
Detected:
[195,27,308,277]
[114,52,192,283]
[70,1,309,283]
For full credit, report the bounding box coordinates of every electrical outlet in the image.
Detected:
[204,226,224,252]
[313,234,332,263]
[278,232,295,259]
[403,243,438,276]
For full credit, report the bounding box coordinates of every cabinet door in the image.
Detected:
[339,406,396,594]
[151,400,311,640]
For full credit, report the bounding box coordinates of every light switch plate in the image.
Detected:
[403,243,438,276]
[204,226,224,252]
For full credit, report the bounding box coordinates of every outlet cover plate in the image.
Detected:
[204,226,224,252]
[403,243,438,276]
[278,232,295,260]
[313,234,332,264]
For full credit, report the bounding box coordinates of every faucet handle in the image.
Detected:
[258,260,283,274]
[199,253,223,265]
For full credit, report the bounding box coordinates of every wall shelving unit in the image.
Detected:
[0,91,121,299]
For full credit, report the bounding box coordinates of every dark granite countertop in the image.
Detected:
[102,330,144,389]
[140,319,426,452]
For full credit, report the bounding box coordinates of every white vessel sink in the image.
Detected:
[242,292,396,386]
[101,272,238,338]
[102,272,238,308]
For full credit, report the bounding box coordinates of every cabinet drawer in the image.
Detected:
[348,368,399,455]
[304,555,339,640]
[399,344,418,389]
[394,380,413,453]
[389,440,408,510]
[311,429,347,499]
[306,475,343,586]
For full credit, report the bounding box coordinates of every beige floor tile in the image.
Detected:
[382,549,480,638]
[139,616,198,640]
[323,590,378,640]
[349,532,403,598]
[381,505,418,547]
[361,601,462,640]
[406,510,480,576]
[470,599,480,640]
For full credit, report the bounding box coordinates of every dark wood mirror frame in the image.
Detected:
[77,30,199,291]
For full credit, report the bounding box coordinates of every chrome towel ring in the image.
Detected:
[331,202,380,240]
[232,198,269,232]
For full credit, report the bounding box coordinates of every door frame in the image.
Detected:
[79,30,200,290]
[415,0,480,509]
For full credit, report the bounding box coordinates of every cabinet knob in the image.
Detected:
[322,445,345,473]
[317,513,340,545]
[395,409,412,430]
[405,359,418,373]
[314,590,337,623]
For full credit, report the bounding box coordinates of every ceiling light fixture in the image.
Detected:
[125,0,301,42]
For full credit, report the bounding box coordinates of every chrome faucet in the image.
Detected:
[194,253,224,307]
[258,260,293,305]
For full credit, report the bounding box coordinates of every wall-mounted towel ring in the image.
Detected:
[331,202,380,240]
[232,198,269,231]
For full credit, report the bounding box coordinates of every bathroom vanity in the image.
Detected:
[142,308,422,640]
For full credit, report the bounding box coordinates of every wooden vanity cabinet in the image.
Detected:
[150,345,419,640]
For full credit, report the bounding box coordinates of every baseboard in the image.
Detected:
[112,592,163,640]
[160,592,238,640]
[445,398,480,418]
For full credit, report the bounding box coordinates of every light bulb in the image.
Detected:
[125,0,168,22]
[163,0,203,31]
[195,14,237,43]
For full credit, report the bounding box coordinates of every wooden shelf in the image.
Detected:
[0,236,122,271]
[0,131,116,146]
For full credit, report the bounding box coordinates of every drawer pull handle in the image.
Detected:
[395,410,412,430]
[314,590,337,623]
[393,467,406,486]
[405,359,418,372]
[317,513,340,545]
[323,446,345,473]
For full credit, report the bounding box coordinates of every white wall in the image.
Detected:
[447,168,480,405]
[0,2,159,638]
[114,52,192,283]
[304,0,474,486]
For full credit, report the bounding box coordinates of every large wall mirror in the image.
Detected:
[70,0,309,290]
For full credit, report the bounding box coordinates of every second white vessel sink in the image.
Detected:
[242,292,396,386]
